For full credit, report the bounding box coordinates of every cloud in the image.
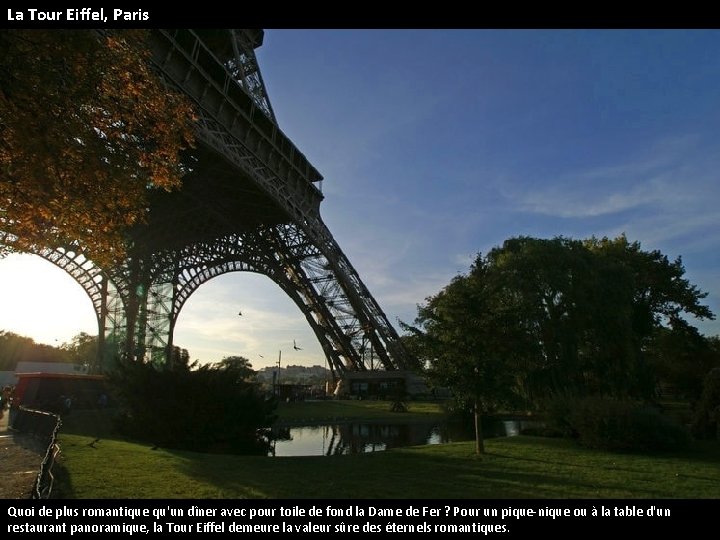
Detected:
[173,273,326,366]
[509,164,683,219]
[502,135,718,228]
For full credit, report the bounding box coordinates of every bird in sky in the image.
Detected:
[293,340,302,351]
[238,311,242,316]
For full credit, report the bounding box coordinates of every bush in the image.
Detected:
[547,396,690,452]
[110,360,277,455]
[691,368,720,440]
[543,395,578,438]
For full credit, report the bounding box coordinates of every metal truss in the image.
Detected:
[147,30,324,222]
[147,29,412,370]
[138,225,393,377]
[228,29,277,123]
[0,29,413,375]
[0,232,127,372]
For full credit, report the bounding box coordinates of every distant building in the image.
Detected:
[335,371,429,399]
[256,365,429,399]
[0,361,87,388]
[16,361,88,375]
[0,371,15,388]
[256,364,330,385]
[12,372,105,412]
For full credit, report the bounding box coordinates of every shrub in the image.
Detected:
[543,395,578,438]
[691,368,720,440]
[110,360,277,454]
[547,396,690,451]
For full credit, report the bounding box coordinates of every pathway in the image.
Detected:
[0,409,47,499]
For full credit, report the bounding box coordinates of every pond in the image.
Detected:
[269,418,541,456]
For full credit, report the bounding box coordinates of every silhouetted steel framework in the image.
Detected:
[0,29,412,378]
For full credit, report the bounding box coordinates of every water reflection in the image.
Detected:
[270,423,444,456]
[269,418,540,457]
[274,423,467,456]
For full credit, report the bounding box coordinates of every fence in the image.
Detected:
[11,407,62,499]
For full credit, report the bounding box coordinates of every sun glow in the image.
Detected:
[0,253,325,368]
[173,272,324,369]
[0,253,97,346]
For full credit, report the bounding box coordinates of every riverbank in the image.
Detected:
[53,433,720,498]
[55,400,449,437]
[0,409,48,498]
[51,401,720,499]
[274,399,447,426]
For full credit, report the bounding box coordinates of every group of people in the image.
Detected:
[0,385,13,411]
[0,385,15,422]
[58,394,73,415]
[0,384,109,423]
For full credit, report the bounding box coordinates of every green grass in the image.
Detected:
[58,400,447,436]
[274,399,447,425]
[54,431,720,499]
[54,403,720,499]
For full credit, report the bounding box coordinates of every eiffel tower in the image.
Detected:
[1,29,413,379]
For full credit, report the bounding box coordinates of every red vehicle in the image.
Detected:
[12,372,107,412]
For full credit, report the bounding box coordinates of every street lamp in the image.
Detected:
[275,349,282,398]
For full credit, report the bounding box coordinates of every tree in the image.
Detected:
[584,235,714,332]
[61,332,98,369]
[405,256,528,454]
[168,345,191,371]
[0,30,195,266]
[482,235,713,401]
[481,236,607,400]
[0,329,69,369]
[691,368,720,440]
[582,235,714,397]
[406,235,714,451]
[213,355,256,382]
[645,328,720,403]
[0,331,36,371]
[111,357,276,454]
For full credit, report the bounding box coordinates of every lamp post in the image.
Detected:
[276,349,282,398]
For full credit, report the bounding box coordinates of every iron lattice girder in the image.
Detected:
[0,29,413,373]
[227,29,277,123]
[271,223,403,371]
[0,232,107,323]
[141,222,395,375]
[145,29,411,371]
[0,232,126,371]
[147,30,324,223]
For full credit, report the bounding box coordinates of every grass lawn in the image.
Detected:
[274,399,447,425]
[53,430,720,499]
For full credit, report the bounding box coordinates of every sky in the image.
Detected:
[1,29,719,370]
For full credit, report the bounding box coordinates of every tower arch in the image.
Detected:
[1,29,414,376]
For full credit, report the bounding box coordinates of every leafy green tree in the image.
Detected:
[0,30,195,266]
[213,355,256,382]
[61,332,98,369]
[407,235,714,449]
[0,330,69,369]
[483,235,713,400]
[111,357,275,454]
[0,331,36,370]
[691,368,720,440]
[585,235,713,332]
[582,235,714,397]
[168,345,192,371]
[406,256,529,453]
[646,328,720,403]
[482,236,607,400]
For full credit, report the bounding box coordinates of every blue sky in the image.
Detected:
[1,29,718,369]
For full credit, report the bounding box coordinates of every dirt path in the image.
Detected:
[0,410,47,499]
